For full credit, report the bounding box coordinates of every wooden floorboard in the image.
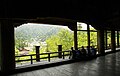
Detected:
[6,50,120,76]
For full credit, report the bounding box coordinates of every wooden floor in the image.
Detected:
[9,51,120,76]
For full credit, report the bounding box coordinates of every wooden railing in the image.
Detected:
[15,45,99,65]
[15,50,71,64]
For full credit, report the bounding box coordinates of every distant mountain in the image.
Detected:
[15,24,68,42]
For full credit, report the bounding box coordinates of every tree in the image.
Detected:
[90,32,97,46]
[46,29,74,52]
[77,31,88,48]
[15,32,28,49]
[57,29,74,51]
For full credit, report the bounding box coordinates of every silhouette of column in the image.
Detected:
[0,20,15,74]
[58,45,62,58]
[117,31,119,47]
[87,24,90,52]
[97,30,105,55]
[74,23,78,50]
[111,30,116,52]
[68,22,78,50]
[35,46,40,62]
[104,30,107,49]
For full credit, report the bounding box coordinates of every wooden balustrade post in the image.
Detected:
[48,53,50,62]
[35,46,40,62]
[30,55,33,64]
[58,45,62,58]
[63,52,65,59]
[69,51,72,59]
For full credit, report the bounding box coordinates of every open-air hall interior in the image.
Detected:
[0,0,120,76]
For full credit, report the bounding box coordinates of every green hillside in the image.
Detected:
[15,24,69,49]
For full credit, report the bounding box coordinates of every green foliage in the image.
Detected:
[90,32,97,46]
[57,29,74,51]
[77,31,88,47]
[15,24,99,64]
[46,29,74,52]
[77,31,97,48]
[29,51,36,54]
[107,32,111,45]
[15,24,61,49]
[15,47,20,56]
[46,35,59,52]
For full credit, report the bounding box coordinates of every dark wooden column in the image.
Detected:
[87,24,90,51]
[97,30,105,55]
[0,20,15,74]
[74,23,78,50]
[117,31,119,47]
[104,30,107,49]
[111,30,116,52]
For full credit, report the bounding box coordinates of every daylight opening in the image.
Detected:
[77,22,97,49]
[14,22,105,67]
[15,23,74,66]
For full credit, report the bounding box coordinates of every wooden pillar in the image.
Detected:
[104,30,108,49]
[35,46,40,62]
[111,30,116,51]
[0,20,15,74]
[58,45,62,58]
[87,24,90,51]
[74,23,78,50]
[97,30,105,55]
[117,31,119,47]
[68,22,77,50]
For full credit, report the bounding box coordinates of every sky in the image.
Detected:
[19,22,93,30]
[20,23,72,31]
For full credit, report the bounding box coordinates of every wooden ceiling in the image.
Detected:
[0,0,120,30]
